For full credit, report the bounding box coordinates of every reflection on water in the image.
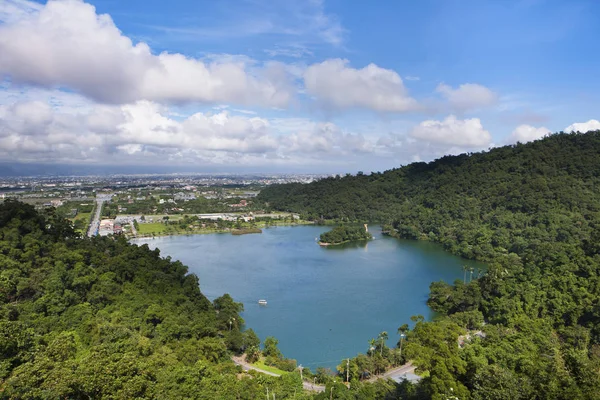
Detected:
[321,240,370,251]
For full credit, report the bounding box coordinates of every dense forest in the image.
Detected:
[259,131,600,399]
[319,225,372,245]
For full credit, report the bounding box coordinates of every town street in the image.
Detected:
[87,194,112,237]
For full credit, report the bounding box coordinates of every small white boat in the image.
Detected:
[258,299,268,305]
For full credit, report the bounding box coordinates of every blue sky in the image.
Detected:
[0,0,599,173]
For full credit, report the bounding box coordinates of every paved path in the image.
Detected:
[231,356,325,393]
[129,219,138,236]
[367,362,416,383]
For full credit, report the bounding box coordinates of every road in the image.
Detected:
[367,362,416,383]
[87,194,112,237]
[129,220,138,236]
[231,356,325,393]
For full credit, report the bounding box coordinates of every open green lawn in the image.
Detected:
[70,212,92,234]
[252,359,289,376]
[72,212,91,223]
[136,222,167,235]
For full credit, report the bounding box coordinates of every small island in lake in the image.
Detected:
[318,224,373,246]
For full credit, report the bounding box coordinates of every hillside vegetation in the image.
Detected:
[259,131,600,399]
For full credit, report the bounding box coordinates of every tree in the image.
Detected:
[411,315,425,323]
[368,338,376,357]
[242,329,260,352]
[263,336,281,359]
[378,331,388,357]
[336,358,359,383]
[397,324,409,362]
[213,294,244,329]
[246,345,261,363]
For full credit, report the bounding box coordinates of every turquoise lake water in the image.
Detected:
[134,225,484,371]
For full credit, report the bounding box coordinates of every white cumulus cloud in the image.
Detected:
[303,59,418,112]
[0,0,42,24]
[410,115,491,147]
[0,0,292,107]
[436,83,497,112]
[508,124,551,143]
[564,119,600,133]
[0,96,377,165]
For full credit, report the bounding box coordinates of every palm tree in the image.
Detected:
[378,331,388,356]
[368,338,376,356]
[397,324,409,362]
[462,265,468,283]
[469,267,475,283]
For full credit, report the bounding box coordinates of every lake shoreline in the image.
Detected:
[232,227,263,235]
[129,220,315,240]
[318,238,370,246]
[135,225,486,370]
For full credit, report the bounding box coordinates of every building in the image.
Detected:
[98,219,114,236]
[231,200,248,208]
[174,192,197,201]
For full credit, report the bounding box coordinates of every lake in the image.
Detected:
[134,225,484,371]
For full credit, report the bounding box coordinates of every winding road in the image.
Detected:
[232,355,417,392]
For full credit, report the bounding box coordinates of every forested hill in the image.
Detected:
[259,131,600,399]
[258,131,600,223]
[0,201,305,399]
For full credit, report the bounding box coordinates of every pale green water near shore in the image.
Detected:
[135,226,485,370]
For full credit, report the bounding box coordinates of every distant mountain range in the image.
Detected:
[0,163,278,177]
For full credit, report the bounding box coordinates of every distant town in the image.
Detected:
[0,173,326,238]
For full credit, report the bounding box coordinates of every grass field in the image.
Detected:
[72,212,91,223]
[139,215,185,222]
[136,222,167,235]
[252,359,289,376]
[70,212,92,234]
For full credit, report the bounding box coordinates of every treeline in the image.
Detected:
[0,200,310,399]
[259,131,600,399]
[103,195,261,218]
